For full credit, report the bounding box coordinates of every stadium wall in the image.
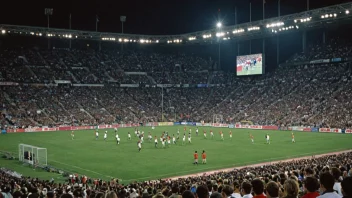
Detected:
[3,122,352,134]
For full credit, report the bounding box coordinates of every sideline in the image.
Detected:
[164,149,352,180]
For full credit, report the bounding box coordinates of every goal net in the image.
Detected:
[212,114,223,124]
[19,144,47,167]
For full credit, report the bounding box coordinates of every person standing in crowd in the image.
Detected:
[196,185,209,198]
[302,177,320,198]
[241,181,253,198]
[266,181,280,198]
[341,176,352,198]
[251,179,266,198]
[331,168,342,196]
[317,172,342,198]
[283,179,299,198]
[231,181,241,198]
[221,185,234,198]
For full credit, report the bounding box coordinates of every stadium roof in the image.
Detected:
[1,2,352,44]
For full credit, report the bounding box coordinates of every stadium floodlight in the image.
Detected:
[266,22,284,28]
[140,39,145,43]
[248,26,260,31]
[233,29,245,34]
[189,36,196,41]
[216,32,225,37]
[334,13,337,17]
[346,10,350,14]
[203,34,211,39]
[1,30,5,34]
[156,40,159,43]
[216,22,222,28]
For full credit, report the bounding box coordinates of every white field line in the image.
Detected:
[50,160,115,179]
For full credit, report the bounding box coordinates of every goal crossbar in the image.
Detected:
[19,144,47,167]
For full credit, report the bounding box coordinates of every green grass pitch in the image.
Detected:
[0,126,352,183]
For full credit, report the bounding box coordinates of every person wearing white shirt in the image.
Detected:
[317,172,342,198]
[241,181,253,198]
[331,168,343,196]
[231,181,242,198]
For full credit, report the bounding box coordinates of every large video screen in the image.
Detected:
[236,53,264,76]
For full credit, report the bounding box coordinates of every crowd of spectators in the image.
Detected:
[1,38,352,129]
[1,152,352,198]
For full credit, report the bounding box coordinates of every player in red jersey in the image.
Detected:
[203,130,207,139]
[193,151,198,165]
[184,126,187,131]
[202,150,207,164]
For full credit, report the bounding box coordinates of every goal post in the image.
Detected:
[19,144,47,167]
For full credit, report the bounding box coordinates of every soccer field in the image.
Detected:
[1,126,352,183]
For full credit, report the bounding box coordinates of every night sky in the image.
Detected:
[0,0,350,35]
[0,0,351,72]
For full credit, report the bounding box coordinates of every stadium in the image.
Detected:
[1,0,352,198]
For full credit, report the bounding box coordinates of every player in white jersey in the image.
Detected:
[137,141,142,152]
[95,131,99,140]
[116,134,120,144]
[177,129,180,135]
[104,131,107,141]
[71,131,74,140]
[140,135,144,143]
[188,134,192,143]
[162,139,166,148]
[134,130,138,137]
[266,134,270,144]
[196,128,199,136]
[172,135,176,144]
[189,128,192,134]
[210,131,214,139]
[127,132,131,140]
[148,132,152,142]
[182,134,186,145]
[154,136,158,148]
[114,128,118,134]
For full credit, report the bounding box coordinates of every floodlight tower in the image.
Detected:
[45,8,53,49]
[216,22,222,70]
[120,16,126,52]
[277,0,281,65]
